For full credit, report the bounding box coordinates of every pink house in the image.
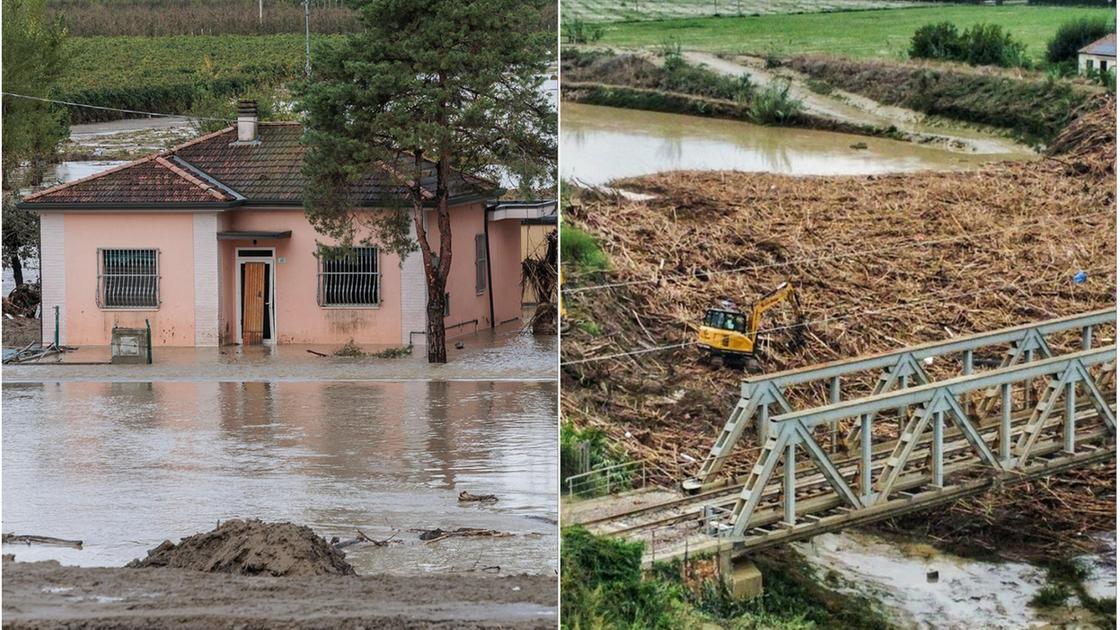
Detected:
[21,110,553,347]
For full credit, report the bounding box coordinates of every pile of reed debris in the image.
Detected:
[561,98,1116,557]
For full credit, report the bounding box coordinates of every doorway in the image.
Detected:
[236,248,276,345]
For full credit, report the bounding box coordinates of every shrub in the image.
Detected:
[909,21,1029,68]
[660,58,752,102]
[910,22,965,61]
[659,38,682,60]
[1046,16,1115,64]
[560,422,604,479]
[187,83,287,134]
[1031,584,1072,608]
[563,17,603,44]
[749,79,802,124]
[561,224,609,273]
[560,527,692,629]
[961,23,1028,68]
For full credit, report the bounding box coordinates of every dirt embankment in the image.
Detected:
[561,49,911,139]
[787,54,1104,145]
[560,98,1116,559]
[3,520,557,628]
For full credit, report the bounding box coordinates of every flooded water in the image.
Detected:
[2,380,557,575]
[46,160,129,186]
[7,161,124,295]
[795,530,1116,629]
[562,103,1023,185]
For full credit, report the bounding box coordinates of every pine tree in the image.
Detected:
[297,0,556,363]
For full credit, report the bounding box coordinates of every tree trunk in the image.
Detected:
[426,281,447,363]
[9,253,23,287]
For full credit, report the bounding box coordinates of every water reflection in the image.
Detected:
[562,103,1021,185]
[3,380,557,574]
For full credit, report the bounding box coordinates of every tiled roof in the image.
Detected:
[23,155,233,204]
[23,123,496,207]
[1080,33,1116,57]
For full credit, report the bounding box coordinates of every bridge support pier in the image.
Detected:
[718,548,763,600]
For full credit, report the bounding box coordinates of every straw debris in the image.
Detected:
[561,98,1116,556]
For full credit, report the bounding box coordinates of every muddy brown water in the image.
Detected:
[2,380,557,575]
[562,103,1032,185]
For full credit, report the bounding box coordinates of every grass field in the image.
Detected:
[589,5,1116,59]
[564,0,930,24]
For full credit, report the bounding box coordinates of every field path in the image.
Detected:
[681,50,1034,157]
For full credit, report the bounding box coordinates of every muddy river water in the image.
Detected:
[562,103,1033,185]
[2,380,557,575]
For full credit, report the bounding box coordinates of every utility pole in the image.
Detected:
[304,0,311,77]
[258,0,263,26]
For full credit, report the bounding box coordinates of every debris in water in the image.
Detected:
[334,339,365,357]
[458,491,499,503]
[330,528,400,550]
[330,340,412,358]
[2,534,83,549]
[414,527,512,543]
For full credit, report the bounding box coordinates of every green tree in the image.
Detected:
[297,0,556,363]
[1046,16,1115,65]
[2,0,69,286]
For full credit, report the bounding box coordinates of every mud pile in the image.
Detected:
[127,519,355,577]
[561,99,1116,557]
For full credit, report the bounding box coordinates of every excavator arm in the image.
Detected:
[747,281,800,342]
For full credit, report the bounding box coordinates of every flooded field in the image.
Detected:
[562,103,1029,185]
[2,380,557,575]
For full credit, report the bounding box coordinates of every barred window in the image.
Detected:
[475,233,487,294]
[318,247,380,306]
[98,248,160,309]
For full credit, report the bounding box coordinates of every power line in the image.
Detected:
[560,268,1114,366]
[1,92,234,123]
[562,210,1112,294]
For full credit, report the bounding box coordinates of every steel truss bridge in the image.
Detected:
[573,309,1117,564]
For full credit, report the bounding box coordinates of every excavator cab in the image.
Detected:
[697,282,801,369]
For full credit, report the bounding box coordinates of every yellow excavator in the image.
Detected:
[696,281,803,370]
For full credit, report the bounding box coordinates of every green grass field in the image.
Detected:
[591,5,1116,60]
[565,0,930,24]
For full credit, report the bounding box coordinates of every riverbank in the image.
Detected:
[787,53,1103,145]
[2,558,556,629]
[561,47,1060,151]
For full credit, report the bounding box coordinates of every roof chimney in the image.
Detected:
[236,99,259,143]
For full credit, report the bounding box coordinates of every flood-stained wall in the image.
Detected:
[44,202,524,347]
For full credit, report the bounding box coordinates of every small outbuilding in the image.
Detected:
[1078,33,1115,76]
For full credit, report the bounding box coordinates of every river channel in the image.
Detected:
[562,102,1033,185]
[2,380,558,575]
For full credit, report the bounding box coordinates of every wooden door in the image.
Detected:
[242,262,266,345]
